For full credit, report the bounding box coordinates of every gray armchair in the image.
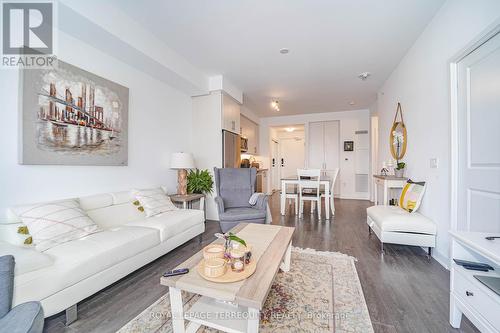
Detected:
[0,255,44,333]
[214,168,269,233]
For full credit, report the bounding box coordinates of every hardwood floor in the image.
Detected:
[44,195,479,333]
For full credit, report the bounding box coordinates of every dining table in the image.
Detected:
[280,175,332,220]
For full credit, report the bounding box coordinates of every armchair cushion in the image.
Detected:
[0,302,44,333]
[219,207,266,222]
[0,255,14,318]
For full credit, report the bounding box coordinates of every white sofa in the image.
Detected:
[366,205,436,255]
[0,189,205,323]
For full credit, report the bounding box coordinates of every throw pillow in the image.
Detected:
[11,200,102,252]
[399,180,426,213]
[133,188,178,217]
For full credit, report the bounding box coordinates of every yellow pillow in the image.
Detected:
[399,180,426,213]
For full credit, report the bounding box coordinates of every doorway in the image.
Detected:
[269,125,306,192]
[271,139,280,191]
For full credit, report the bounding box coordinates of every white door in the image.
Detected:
[271,140,280,191]
[457,31,500,232]
[324,121,340,195]
[280,137,305,180]
[308,121,325,169]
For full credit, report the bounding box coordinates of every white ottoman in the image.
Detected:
[366,205,436,255]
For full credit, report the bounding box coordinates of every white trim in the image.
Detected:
[431,248,450,270]
[449,19,500,235]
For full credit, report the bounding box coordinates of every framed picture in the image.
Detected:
[19,60,129,165]
[344,141,354,151]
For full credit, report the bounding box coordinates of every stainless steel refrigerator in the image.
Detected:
[222,130,241,168]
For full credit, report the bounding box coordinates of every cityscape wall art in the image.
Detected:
[19,60,129,165]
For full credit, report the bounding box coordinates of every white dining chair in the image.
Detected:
[297,169,321,219]
[321,168,339,215]
[285,184,299,215]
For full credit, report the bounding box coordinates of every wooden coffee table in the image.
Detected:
[160,223,294,333]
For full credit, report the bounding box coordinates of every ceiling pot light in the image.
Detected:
[285,127,295,132]
[271,100,280,111]
[349,101,356,106]
[358,72,371,81]
[279,48,289,54]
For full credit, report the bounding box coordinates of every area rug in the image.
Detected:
[117,248,373,333]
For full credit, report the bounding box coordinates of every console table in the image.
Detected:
[449,231,500,332]
[373,175,407,205]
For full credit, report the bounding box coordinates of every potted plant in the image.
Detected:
[215,231,246,251]
[187,169,214,194]
[395,162,406,178]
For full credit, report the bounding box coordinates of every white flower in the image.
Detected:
[393,131,404,146]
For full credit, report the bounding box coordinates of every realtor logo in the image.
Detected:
[1,0,56,68]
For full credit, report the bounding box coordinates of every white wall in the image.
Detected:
[260,110,370,200]
[191,92,223,221]
[0,30,192,215]
[376,0,500,266]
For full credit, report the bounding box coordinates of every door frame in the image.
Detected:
[270,139,280,192]
[449,20,500,231]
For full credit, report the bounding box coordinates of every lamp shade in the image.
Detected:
[170,152,195,169]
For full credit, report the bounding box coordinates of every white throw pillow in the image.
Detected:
[133,188,178,217]
[11,200,101,252]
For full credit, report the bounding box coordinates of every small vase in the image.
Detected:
[394,168,405,178]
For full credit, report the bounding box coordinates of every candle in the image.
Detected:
[230,249,245,273]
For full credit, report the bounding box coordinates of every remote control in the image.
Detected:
[453,259,494,271]
[463,265,489,272]
[163,268,189,277]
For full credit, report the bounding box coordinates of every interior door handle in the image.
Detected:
[281,158,284,167]
[272,158,276,167]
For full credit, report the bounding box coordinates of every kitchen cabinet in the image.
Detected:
[308,121,340,194]
[222,92,240,134]
[240,115,259,154]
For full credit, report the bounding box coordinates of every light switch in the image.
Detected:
[430,158,439,169]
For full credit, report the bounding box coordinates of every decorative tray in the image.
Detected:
[196,260,257,283]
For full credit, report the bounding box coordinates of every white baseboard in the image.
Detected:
[422,246,449,270]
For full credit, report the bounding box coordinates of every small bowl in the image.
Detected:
[203,258,227,278]
[203,244,225,260]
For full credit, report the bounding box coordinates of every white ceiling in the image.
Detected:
[111,0,444,116]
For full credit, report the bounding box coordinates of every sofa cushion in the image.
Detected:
[44,226,159,272]
[125,209,204,241]
[0,243,53,275]
[10,200,102,252]
[79,193,114,211]
[220,207,266,222]
[12,226,161,306]
[367,205,436,235]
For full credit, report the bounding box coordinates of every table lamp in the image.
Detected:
[170,152,195,195]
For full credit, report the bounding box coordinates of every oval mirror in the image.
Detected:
[390,103,407,160]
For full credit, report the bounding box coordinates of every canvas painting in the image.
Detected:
[19,60,128,165]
